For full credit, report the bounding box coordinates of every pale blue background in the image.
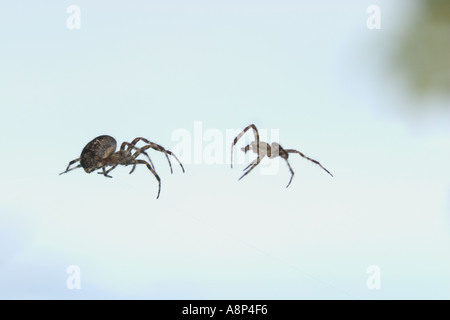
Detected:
[1,0,449,299]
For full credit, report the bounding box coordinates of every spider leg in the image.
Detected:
[285,149,333,177]
[243,161,255,172]
[120,142,155,171]
[231,124,260,168]
[59,158,81,175]
[238,155,264,181]
[129,149,155,173]
[130,138,185,174]
[129,164,137,174]
[97,165,117,178]
[283,158,295,188]
[165,150,185,173]
[139,144,174,173]
[128,155,153,175]
[132,159,161,199]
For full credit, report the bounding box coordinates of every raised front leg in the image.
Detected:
[231,124,260,168]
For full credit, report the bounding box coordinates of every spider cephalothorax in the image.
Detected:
[231,124,333,187]
[59,135,185,199]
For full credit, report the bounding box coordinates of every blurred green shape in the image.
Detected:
[394,0,450,99]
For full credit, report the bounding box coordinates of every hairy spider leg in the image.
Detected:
[120,142,156,174]
[285,149,333,177]
[123,142,155,167]
[129,137,185,174]
[140,143,172,173]
[59,158,81,175]
[128,146,156,174]
[231,124,260,168]
[133,159,161,199]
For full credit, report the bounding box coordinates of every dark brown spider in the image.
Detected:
[59,135,185,199]
[231,124,333,187]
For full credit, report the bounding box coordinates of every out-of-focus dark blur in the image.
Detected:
[393,0,450,100]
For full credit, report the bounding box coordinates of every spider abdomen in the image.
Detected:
[80,135,117,173]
